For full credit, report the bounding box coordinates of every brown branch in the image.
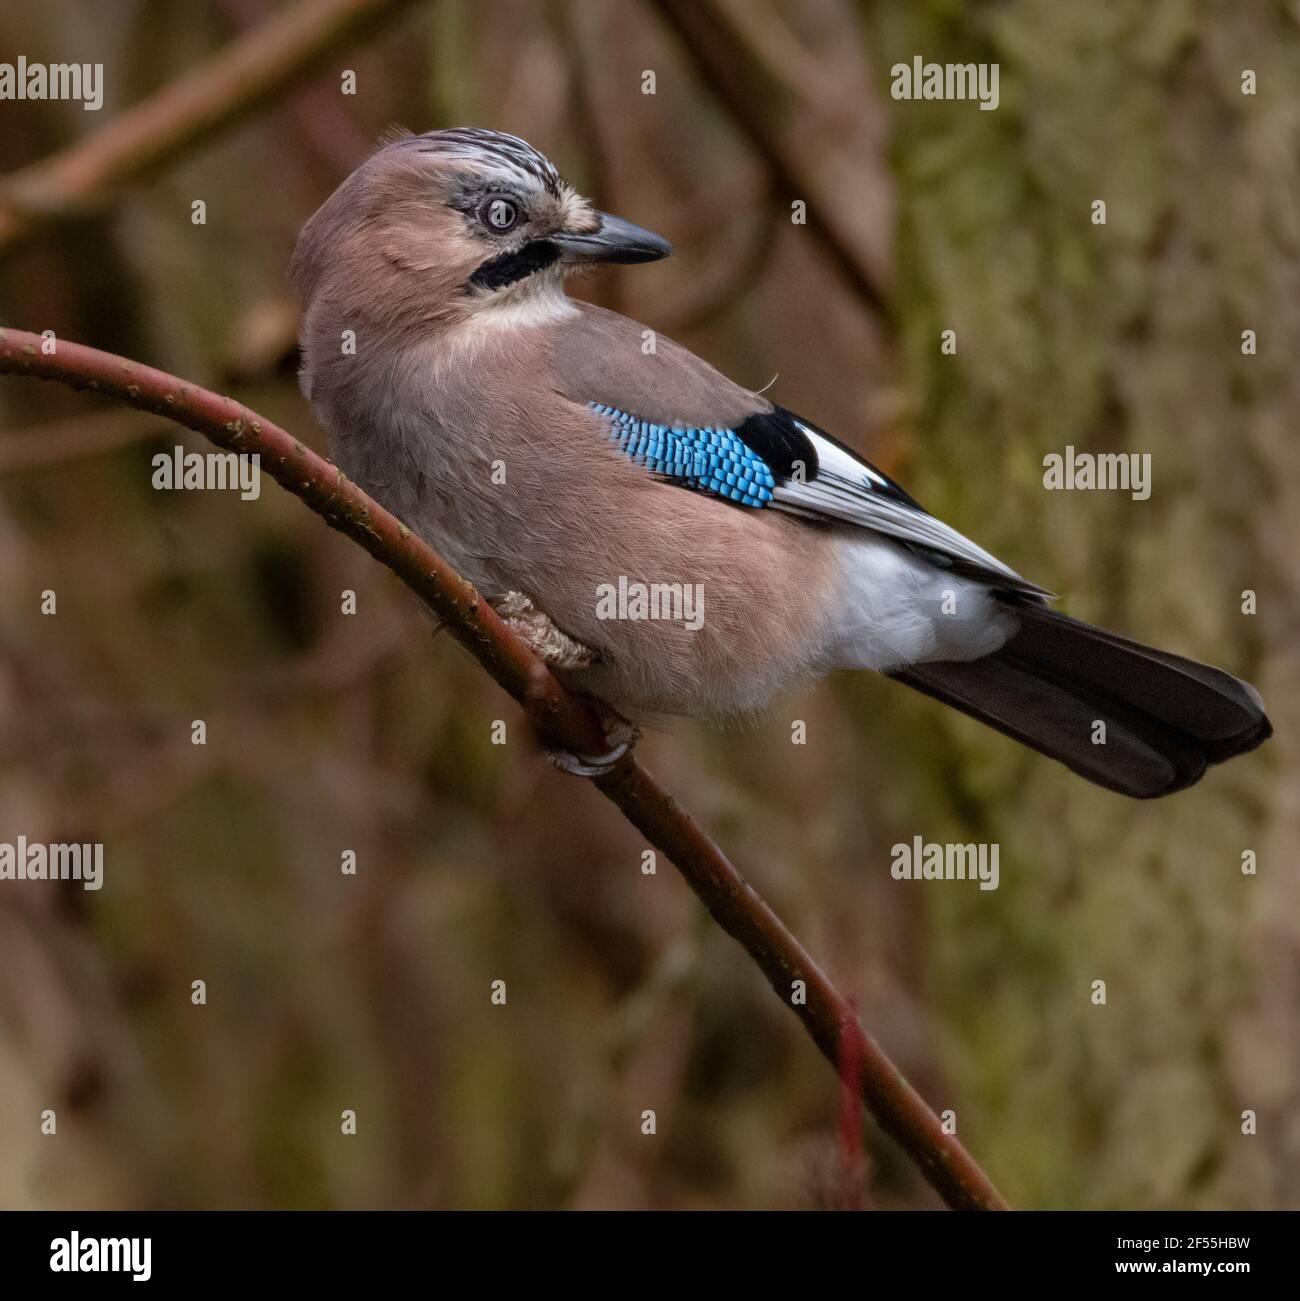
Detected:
[0,327,1007,1212]
[215,0,376,180]
[647,0,895,329]
[0,0,420,254]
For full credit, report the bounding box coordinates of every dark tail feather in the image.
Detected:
[890,604,1271,799]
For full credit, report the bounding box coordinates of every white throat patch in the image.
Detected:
[464,272,578,332]
[431,274,576,376]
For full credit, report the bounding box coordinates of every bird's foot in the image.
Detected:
[490,594,634,775]
[491,591,597,670]
[544,697,640,778]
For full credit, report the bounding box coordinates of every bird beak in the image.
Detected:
[553,211,672,266]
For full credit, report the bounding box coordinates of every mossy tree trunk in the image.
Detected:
[862,0,1300,1208]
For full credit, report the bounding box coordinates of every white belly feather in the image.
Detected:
[821,532,1019,672]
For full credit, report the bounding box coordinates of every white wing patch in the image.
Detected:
[774,422,1051,599]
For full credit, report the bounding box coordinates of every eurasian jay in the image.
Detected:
[291,128,1270,797]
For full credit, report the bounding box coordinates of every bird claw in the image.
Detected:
[543,700,640,778]
[544,739,633,777]
[488,593,635,775]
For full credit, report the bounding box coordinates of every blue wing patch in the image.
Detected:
[590,402,776,508]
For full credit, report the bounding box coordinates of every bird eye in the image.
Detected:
[480,196,521,232]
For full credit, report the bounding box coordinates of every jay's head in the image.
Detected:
[291,128,671,331]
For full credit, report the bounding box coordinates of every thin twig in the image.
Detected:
[215,0,375,180]
[0,0,419,254]
[0,327,1007,1211]
[647,0,895,328]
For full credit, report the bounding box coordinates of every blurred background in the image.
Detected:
[0,0,1296,1210]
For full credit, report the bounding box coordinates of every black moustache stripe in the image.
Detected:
[468,239,560,292]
